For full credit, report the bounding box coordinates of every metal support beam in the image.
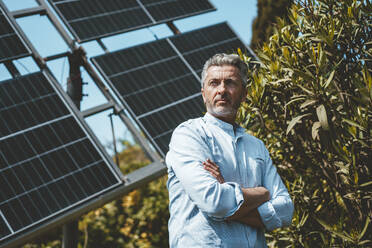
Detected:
[109,113,120,166]
[4,61,21,78]
[44,51,70,62]
[81,102,115,118]
[11,5,46,18]
[166,21,181,35]
[97,39,109,53]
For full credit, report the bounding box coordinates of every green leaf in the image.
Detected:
[285,97,306,108]
[293,69,314,81]
[271,78,292,85]
[358,240,372,245]
[300,99,317,109]
[299,212,309,227]
[286,113,311,135]
[297,84,314,95]
[323,70,335,89]
[315,218,355,242]
[316,105,329,130]
[359,217,370,240]
[342,118,366,132]
[359,181,372,188]
[312,121,321,140]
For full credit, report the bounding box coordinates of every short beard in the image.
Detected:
[205,102,238,119]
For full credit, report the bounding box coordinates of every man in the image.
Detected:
[166,53,294,247]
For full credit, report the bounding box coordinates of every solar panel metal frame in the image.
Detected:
[47,0,216,42]
[140,0,216,23]
[0,70,123,247]
[91,22,253,157]
[0,6,31,63]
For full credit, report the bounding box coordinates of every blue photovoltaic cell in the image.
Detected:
[92,23,253,156]
[0,72,121,244]
[47,0,215,42]
[0,8,29,63]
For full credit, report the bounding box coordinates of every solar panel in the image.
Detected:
[142,0,214,22]
[92,22,251,156]
[170,22,252,74]
[0,72,122,244]
[47,0,215,42]
[0,8,30,63]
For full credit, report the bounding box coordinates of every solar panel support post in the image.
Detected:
[62,48,86,248]
[66,48,85,108]
[62,221,78,248]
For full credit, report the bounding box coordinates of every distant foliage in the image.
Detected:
[239,0,371,246]
[251,0,293,49]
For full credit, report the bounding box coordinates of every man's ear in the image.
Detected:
[201,87,206,104]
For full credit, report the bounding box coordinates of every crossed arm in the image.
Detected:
[167,124,294,230]
[203,159,268,228]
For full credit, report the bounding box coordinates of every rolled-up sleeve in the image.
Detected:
[166,124,244,220]
[257,145,294,230]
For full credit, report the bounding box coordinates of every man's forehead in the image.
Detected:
[206,65,240,78]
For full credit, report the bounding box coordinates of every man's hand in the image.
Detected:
[203,158,268,229]
[203,159,225,184]
[228,208,265,228]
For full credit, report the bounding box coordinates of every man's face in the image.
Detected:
[201,65,247,123]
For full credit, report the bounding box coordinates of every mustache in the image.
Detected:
[214,94,231,102]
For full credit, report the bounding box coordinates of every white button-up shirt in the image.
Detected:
[166,113,294,247]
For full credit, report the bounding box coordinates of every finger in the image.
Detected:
[208,170,221,181]
[203,163,219,174]
[204,160,220,171]
[203,164,220,177]
[203,164,218,174]
[204,165,224,183]
[206,171,224,184]
[207,159,219,167]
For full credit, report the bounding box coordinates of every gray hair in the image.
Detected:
[200,53,248,88]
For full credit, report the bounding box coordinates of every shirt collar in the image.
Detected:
[203,112,245,137]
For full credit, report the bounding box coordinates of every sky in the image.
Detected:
[0,0,258,156]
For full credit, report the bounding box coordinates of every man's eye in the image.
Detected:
[225,79,235,85]
[209,81,218,86]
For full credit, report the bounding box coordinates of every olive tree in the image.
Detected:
[238,0,371,246]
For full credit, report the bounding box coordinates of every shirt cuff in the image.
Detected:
[210,182,244,221]
[257,201,281,230]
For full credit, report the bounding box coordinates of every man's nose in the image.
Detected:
[217,82,226,94]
